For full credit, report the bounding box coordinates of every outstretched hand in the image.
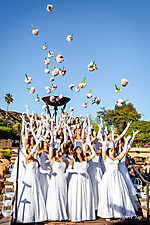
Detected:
[124,135,131,142]
[133,130,140,137]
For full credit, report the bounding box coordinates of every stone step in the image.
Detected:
[141,205,150,218]
[3,181,14,186]
[4,174,11,179]
[0,216,12,225]
[10,157,17,161]
[2,188,14,194]
[0,195,14,201]
[10,155,17,159]
[139,197,150,202]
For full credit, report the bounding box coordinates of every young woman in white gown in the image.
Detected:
[118,130,140,211]
[38,140,51,204]
[86,138,104,210]
[97,135,136,219]
[46,132,68,221]
[16,144,48,223]
[67,142,96,222]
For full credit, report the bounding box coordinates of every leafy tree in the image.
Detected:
[96,103,142,134]
[4,93,13,119]
[126,121,150,146]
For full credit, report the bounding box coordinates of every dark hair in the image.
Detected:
[53,148,58,157]
[75,117,79,124]
[65,143,74,155]
[106,147,117,156]
[27,135,35,146]
[73,146,85,162]
[70,117,75,125]
[40,141,44,149]
[106,148,111,156]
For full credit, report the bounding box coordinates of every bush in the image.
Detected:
[13,123,22,136]
[0,119,7,127]
[125,121,150,147]
[0,126,19,140]
[0,148,11,157]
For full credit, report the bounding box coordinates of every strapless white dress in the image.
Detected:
[46,161,68,221]
[68,160,95,222]
[97,156,136,219]
[16,161,47,223]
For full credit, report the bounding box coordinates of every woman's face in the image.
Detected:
[93,130,97,137]
[27,146,34,156]
[58,129,62,135]
[77,128,82,135]
[30,136,35,146]
[63,120,67,126]
[76,147,82,154]
[108,147,115,157]
[70,118,74,124]
[75,118,79,124]
[44,139,49,147]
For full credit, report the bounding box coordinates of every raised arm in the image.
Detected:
[115,121,132,143]
[119,135,131,161]
[102,134,108,162]
[126,130,140,154]
[49,132,54,165]
[86,138,96,162]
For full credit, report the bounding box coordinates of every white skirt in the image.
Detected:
[68,172,95,222]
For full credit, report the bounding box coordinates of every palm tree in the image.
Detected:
[4,93,14,119]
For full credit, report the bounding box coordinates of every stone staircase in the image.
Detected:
[0,148,18,217]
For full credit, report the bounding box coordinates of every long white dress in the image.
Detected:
[97,156,136,219]
[68,160,95,222]
[119,156,140,211]
[46,161,68,221]
[87,155,103,209]
[38,153,51,203]
[9,139,27,189]
[16,161,47,223]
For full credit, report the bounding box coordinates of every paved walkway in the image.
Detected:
[0,216,147,225]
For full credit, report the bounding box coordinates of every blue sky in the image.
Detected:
[0,0,150,121]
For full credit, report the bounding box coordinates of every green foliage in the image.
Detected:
[0,119,7,127]
[0,148,11,157]
[0,126,19,140]
[90,118,99,133]
[4,93,13,105]
[97,103,141,134]
[125,121,150,146]
[13,123,22,136]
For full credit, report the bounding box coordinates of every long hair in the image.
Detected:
[106,148,111,156]
[73,146,85,162]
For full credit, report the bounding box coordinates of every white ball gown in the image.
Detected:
[68,160,95,222]
[38,153,51,203]
[46,160,68,221]
[118,156,140,211]
[97,156,136,219]
[16,160,47,223]
[87,155,103,210]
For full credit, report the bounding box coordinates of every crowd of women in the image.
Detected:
[10,110,140,223]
